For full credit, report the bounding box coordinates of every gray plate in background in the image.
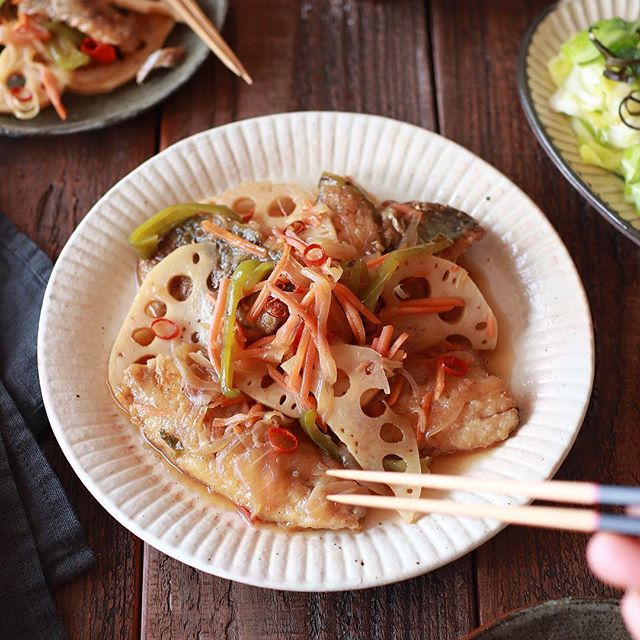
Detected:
[464,598,631,640]
[0,0,227,137]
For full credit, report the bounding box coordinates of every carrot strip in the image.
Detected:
[202,220,268,258]
[333,283,380,324]
[300,339,317,404]
[371,337,379,351]
[334,292,366,345]
[376,325,394,357]
[40,67,67,120]
[365,254,387,269]
[208,277,230,374]
[398,297,465,309]
[387,375,406,407]
[274,228,308,253]
[267,285,318,336]
[248,245,291,320]
[433,365,446,402]
[288,328,311,392]
[388,332,410,359]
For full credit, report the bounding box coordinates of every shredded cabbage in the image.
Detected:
[549,18,640,212]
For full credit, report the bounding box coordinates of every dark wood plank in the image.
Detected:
[143,2,474,639]
[0,114,159,639]
[430,0,640,625]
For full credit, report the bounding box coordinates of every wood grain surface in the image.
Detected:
[0,0,636,638]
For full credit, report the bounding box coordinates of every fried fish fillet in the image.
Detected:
[117,355,364,529]
[397,350,519,455]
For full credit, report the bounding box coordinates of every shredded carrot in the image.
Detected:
[334,293,366,345]
[365,254,387,269]
[433,364,446,402]
[274,228,307,253]
[371,337,379,351]
[219,394,250,408]
[333,283,380,324]
[387,375,406,407]
[202,220,268,258]
[421,391,433,418]
[398,297,465,309]
[288,328,311,393]
[267,365,299,398]
[248,245,291,320]
[40,67,67,120]
[388,332,410,359]
[300,339,317,404]
[376,325,394,357]
[208,277,230,374]
[267,285,318,336]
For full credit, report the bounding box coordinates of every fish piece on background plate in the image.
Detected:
[0,0,182,121]
[109,173,519,530]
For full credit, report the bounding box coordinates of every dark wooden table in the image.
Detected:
[1,1,639,638]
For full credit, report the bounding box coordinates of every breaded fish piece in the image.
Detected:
[117,355,364,529]
[397,350,518,455]
[21,0,139,50]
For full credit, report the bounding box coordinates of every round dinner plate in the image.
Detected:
[38,112,594,591]
[518,0,640,247]
[0,0,227,137]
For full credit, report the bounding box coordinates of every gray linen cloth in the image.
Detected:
[0,215,95,640]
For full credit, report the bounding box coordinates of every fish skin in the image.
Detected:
[316,172,385,256]
[381,201,486,262]
[20,0,139,49]
[118,355,365,529]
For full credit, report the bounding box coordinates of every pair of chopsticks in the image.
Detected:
[165,0,253,85]
[326,471,640,536]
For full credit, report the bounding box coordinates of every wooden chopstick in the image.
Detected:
[165,0,253,85]
[326,470,640,505]
[325,471,640,536]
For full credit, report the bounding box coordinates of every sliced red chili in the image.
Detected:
[265,296,287,318]
[151,318,181,340]
[267,426,298,453]
[439,355,469,377]
[303,243,327,266]
[81,38,117,64]
[10,87,33,103]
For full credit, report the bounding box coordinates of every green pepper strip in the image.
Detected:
[128,203,239,259]
[299,409,343,461]
[382,456,431,473]
[360,239,453,311]
[339,258,370,297]
[220,260,274,398]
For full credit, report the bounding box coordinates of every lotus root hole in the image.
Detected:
[260,375,275,389]
[192,252,200,264]
[380,423,404,444]
[278,394,287,405]
[475,321,487,331]
[360,392,386,418]
[396,277,430,300]
[334,369,350,397]
[134,354,154,365]
[232,197,256,217]
[446,334,473,349]
[439,305,464,324]
[382,454,407,472]
[144,299,167,318]
[442,270,449,282]
[268,196,296,217]
[191,331,199,343]
[132,327,155,346]
[168,275,193,301]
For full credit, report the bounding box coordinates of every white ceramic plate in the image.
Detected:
[38,112,594,591]
[518,0,640,247]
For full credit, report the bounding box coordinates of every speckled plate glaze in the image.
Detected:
[38,112,594,591]
[464,598,631,639]
[518,0,640,247]
[0,0,227,137]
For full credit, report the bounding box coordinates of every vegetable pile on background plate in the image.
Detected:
[549,18,640,212]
